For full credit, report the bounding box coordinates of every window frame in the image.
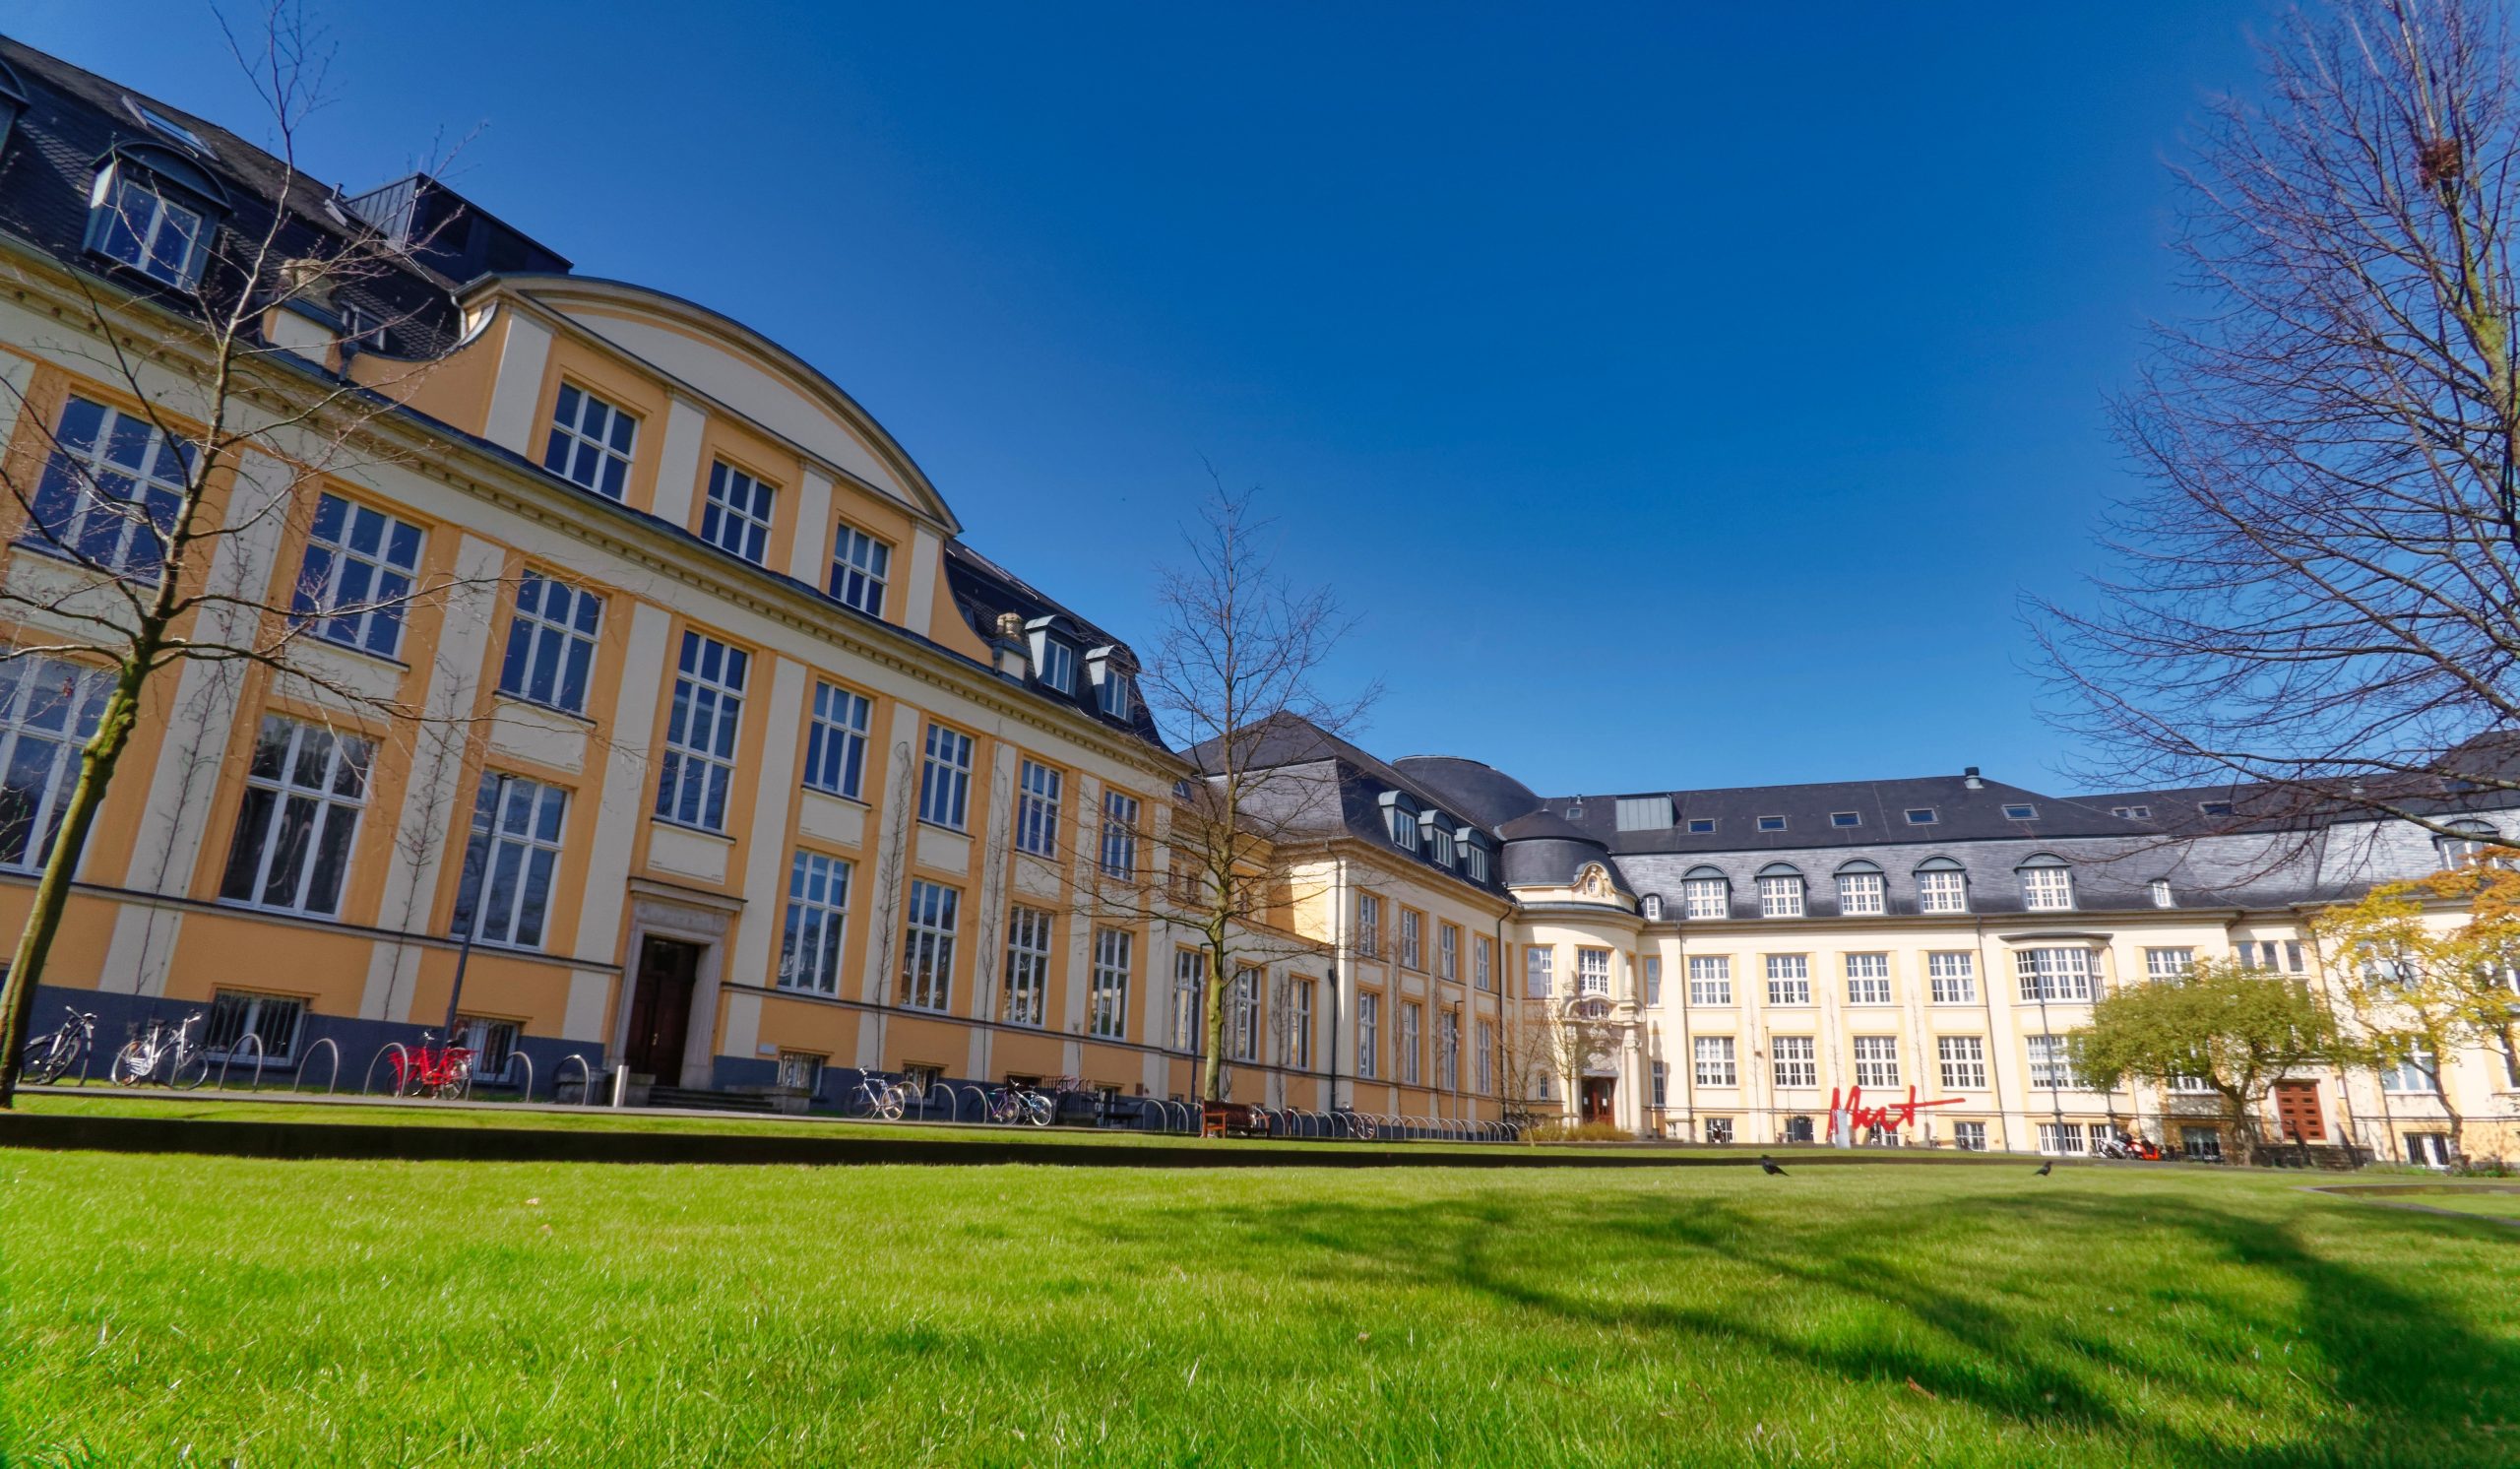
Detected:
[700,459,777,565]
[655,631,748,833]
[1002,905,1053,1026]
[24,394,191,580]
[777,849,853,995]
[498,571,603,716]
[217,714,373,917]
[830,522,893,618]
[0,658,112,873]
[1014,758,1063,858]
[900,878,960,1013]
[1089,926,1132,1039]
[451,774,569,952]
[293,491,425,660]
[802,681,872,800]
[917,722,975,831]
[541,383,638,499]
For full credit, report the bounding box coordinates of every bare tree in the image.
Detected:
[0,6,485,1102]
[2037,0,2520,851]
[1493,993,1620,1136]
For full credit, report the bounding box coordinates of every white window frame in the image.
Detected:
[1089,926,1131,1039]
[2021,862,2075,912]
[499,572,602,715]
[1473,933,1493,991]
[1401,909,1423,970]
[701,460,776,564]
[1845,953,1892,1005]
[1836,871,1885,916]
[1524,944,1552,997]
[1918,867,1968,914]
[1953,1120,1987,1151]
[1683,876,1730,920]
[2026,1033,2087,1091]
[918,723,975,830]
[777,850,852,994]
[218,715,372,917]
[541,383,637,499]
[1038,638,1077,694]
[1687,955,1732,1006]
[454,774,568,951]
[0,658,111,872]
[2016,947,2097,1002]
[2144,947,2195,981]
[1765,953,1811,1005]
[293,492,425,659]
[1292,979,1315,1069]
[1233,968,1264,1062]
[203,990,305,1064]
[901,879,959,1012]
[1100,790,1140,878]
[2039,1121,2087,1156]
[1170,947,1205,1052]
[1926,951,1977,1003]
[1356,991,1380,1078]
[1015,759,1063,858]
[1771,1035,1817,1088]
[1693,1035,1736,1087]
[1757,874,1804,918]
[1399,1001,1421,1084]
[1577,947,1611,995]
[1002,905,1053,1026]
[91,168,210,287]
[1852,1036,1900,1089]
[830,522,892,617]
[1937,1035,1986,1090]
[1437,923,1458,980]
[1357,892,1383,958]
[26,394,190,579]
[1475,1019,1494,1093]
[803,681,872,800]
[656,632,748,832]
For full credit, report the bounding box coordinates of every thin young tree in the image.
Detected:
[2076,958,2341,1163]
[2037,0,2520,852]
[0,7,478,1103]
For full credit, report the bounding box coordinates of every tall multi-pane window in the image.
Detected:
[1399,1002,1421,1084]
[1650,1059,1669,1107]
[499,573,602,715]
[1852,1036,1900,1088]
[0,659,111,872]
[2038,1122,2088,1156]
[2379,1047,2440,1092]
[1475,1018,1494,1093]
[542,384,637,498]
[1694,1035,1737,1087]
[90,170,210,287]
[802,682,871,799]
[453,775,567,950]
[776,850,851,994]
[1927,951,1977,1003]
[900,880,959,1011]
[1428,822,1458,868]
[1002,906,1052,1026]
[294,493,424,658]
[918,724,974,830]
[1472,934,1493,991]
[1438,1008,1461,1090]
[1356,991,1380,1078]
[1937,1036,1987,1090]
[1577,947,1611,995]
[1089,927,1131,1039]
[1687,956,1732,1006]
[2144,947,2195,981]
[1401,910,1422,970]
[1525,945,1553,997]
[1836,871,1886,916]
[1038,639,1077,695]
[1771,1035,1817,1088]
[1765,954,1810,1005]
[2021,862,2075,911]
[1953,1120,1988,1151]
[1845,953,1892,1005]
[700,461,776,564]
[1644,955,1663,1005]
[1231,968,1262,1061]
[28,395,189,578]
[1758,873,1805,918]
[1683,876,1729,919]
[1291,979,1315,1068]
[2016,947,2097,1002]
[2026,1034,2085,1090]
[1015,759,1063,857]
[1437,923,1459,980]
[1356,892,1383,958]
[656,632,747,831]
[218,715,371,916]
[1171,948,1205,1051]
[830,523,891,617]
[1100,790,1140,877]
[1917,866,1969,914]
[1463,842,1490,883]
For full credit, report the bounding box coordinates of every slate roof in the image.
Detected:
[941,540,1166,747]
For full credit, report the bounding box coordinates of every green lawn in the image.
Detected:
[3,1153,2514,1467]
[2324,1185,2520,1222]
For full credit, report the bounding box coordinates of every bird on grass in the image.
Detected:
[1758,1155,1787,1177]
[2036,1161,2053,1177]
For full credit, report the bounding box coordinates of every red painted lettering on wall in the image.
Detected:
[1827,1083,1966,1133]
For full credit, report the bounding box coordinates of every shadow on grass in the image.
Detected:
[1169,1180,2520,1467]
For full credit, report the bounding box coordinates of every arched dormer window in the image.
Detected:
[1834,859,1885,917]
[1377,790,1419,854]
[1418,808,1458,867]
[2018,853,2074,912]
[1680,865,1729,920]
[1916,857,1969,914]
[2436,818,2502,869]
[1641,893,1664,922]
[1460,830,1492,883]
[84,142,230,289]
[1755,862,1805,919]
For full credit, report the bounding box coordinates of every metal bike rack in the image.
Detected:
[365,1042,410,1097]
[296,1037,342,1095]
[505,1051,535,1105]
[215,1032,266,1092]
[554,1054,594,1105]
[955,1083,989,1124]
[921,1080,953,1121]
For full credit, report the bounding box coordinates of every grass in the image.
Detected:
[3,1152,2515,1466]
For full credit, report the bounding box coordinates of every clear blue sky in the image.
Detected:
[13,2,2274,798]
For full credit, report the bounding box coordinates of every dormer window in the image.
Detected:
[1422,811,1457,867]
[1037,636,1077,694]
[1641,893,1664,922]
[0,59,28,155]
[1087,647,1135,720]
[2436,818,2501,870]
[1463,837,1490,883]
[85,145,228,289]
[2019,855,2075,912]
[1379,792,1418,853]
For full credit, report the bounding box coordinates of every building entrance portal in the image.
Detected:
[625,936,703,1087]
[1579,1076,1616,1125]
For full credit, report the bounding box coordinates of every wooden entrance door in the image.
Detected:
[1580,1076,1615,1124]
[2271,1080,2325,1141]
[625,937,701,1087]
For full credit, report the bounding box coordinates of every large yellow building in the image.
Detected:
[0,37,2509,1158]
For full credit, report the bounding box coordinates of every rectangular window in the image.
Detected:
[2026,1034,2086,1090]
[1429,825,1457,868]
[202,990,305,1064]
[541,383,637,499]
[2150,878,2175,909]
[1852,1036,1900,1088]
[776,1051,825,1094]
[802,682,872,799]
[1650,1059,1669,1107]
[2242,939,2307,975]
[1100,790,1140,878]
[777,850,852,994]
[1233,968,1263,1062]
[27,395,189,578]
[498,572,602,715]
[1705,1118,1735,1145]
[1845,953,1892,1005]
[1356,893,1383,958]
[1400,1002,1421,1085]
[1683,877,1728,920]
[1292,979,1315,1068]
[1014,759,1063,857]
[2379,1048,2440,1093]
[1473,934,1493,991]
[1765,953,1810,1005]
[218,715,371,916]
[1525,945,1553,997]
[453,775,568,951]
[92,172,209,286]
[1038,639,1077,694]
[1687,955,1732,1006]
[1694,1035,1737,1087]
[1836,871,1885,915]
[0,658,111,871]
[1918,868,1968,914]
[1096,664,1134,721]
[1438,1009,1460,1090]
[900,879,959,1012]
[1401,910,1423,970]
[1170,948,1205,1052]
[1830,810,1862,828]
[1437,923,1459,981]
[1002,905,1052,1026]
[1686,817,1717,834]
[1927,951,1977,1003]
[1756,814,1787,832]
[2181,1126,2223,1162]
[2016,947,2097,1002]
[293,492,424,659]
[656,632,747,831]
[1937,1035,1986,1090]
[2144,947,2195,981]
[2022,865,2075,911]
[1758,875,1804,918]
[1577,947,1611,995]
[1475,1019,1494,1093]
[830,523,891,618]
[917,723,974,830]
[1644,954,1663,1005]
[701,461,775,564]
[1771,1035,1816,1088]
[2038,1122,2087,1157]
[1089,926,1131,1039]
[455,1015,521,1080]
[1954,1120,1987,1151]
[1356,992,1380,1079]
[1905,807,1938,825]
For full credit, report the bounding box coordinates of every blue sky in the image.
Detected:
[13,2,2274,798]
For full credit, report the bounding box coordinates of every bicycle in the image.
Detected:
[986,1082,1053,1127]
[19,1005,96,1085]
[852,1071,917,1120]
[112,1012,209,1090]
[386,1033,475,1100]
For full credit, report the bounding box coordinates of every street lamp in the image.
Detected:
[441,769,514,1041]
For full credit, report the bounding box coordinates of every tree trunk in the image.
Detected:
[0,657,148,1106]
[1198,938,1229,1106]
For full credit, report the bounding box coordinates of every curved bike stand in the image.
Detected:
[364,1043,410,1097]
[504,1051,535,1105]
[215,1032,267,1092]
[295,1037,342,1096]
[921,1081,954,1121]
[554,1054,594,1106]
[955,1083,989,1124]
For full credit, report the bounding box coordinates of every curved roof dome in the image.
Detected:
[1392,755,1545,829]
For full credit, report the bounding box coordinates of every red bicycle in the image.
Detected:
[385,1033,474,1100]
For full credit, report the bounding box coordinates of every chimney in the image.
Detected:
[991,611,1031,681]
[1963,767,1984,790]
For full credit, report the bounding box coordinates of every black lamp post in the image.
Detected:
[441,769,514,1040]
